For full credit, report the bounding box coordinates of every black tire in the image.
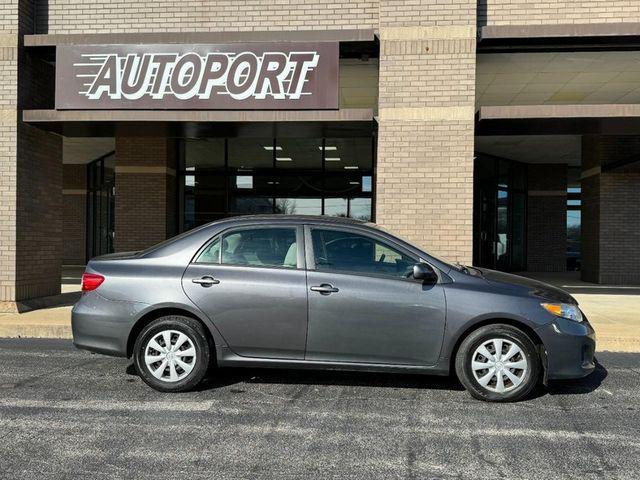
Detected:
[455,324,540,402]
[133,315,211,392]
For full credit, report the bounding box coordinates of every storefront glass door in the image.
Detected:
[86,153,115,260]
[474,155,527,272]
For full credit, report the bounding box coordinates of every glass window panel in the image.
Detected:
[567,210,581,271]
[496,190,509,271]
[362,176,372,193]
[229,197,274,214]
[511,192,526,271]
[324,198,348,217]
[498,159,510,189]
[195,237,221,264]
[221,228,297,268]
[512,161,526,191]
[349,198,372,221]
[474,155,497,185]
[322,173,365,196]
[184,139,225,170]
[275,198,322,215]
[276,138,322,169]
[235,175,253,189]
[228,138,273,170]
[272,174,324,197]
[311,229,415,278]
[324,137,373,171]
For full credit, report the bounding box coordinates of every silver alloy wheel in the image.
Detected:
[144,330,197,383]
[471,338,528,393]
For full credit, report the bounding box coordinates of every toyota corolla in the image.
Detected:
[72,215,596,402]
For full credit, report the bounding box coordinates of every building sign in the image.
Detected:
[55,43,339,110]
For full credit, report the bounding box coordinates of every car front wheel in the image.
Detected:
[455,324,540,402]
[133,315,211,392]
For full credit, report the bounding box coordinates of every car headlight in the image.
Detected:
[541,303,583,322]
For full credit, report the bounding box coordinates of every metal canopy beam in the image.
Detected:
[22,109,376,137]
[476,104,640,136]
[478,22,640,52]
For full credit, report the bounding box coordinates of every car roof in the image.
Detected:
[213,214,368,227]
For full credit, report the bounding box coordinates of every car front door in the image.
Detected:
[304,225,447,366]
[182,225,308,360]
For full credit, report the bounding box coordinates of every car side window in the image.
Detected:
[194,237,221,264]
[311,228,416,278]
[198,228,297,268]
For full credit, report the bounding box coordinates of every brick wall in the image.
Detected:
[63,164,86,264]
[582,136,640,285]
[0,1,62,306]
[526,164,567,272]
[478,1,640,26]
[15,123,62,300]
[599,171,640,285]
[376,1,476,263]
[36,0,378,34]
[114,137,177,252]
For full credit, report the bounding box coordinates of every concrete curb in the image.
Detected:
[0,292,81,314]
[0,324,73,339]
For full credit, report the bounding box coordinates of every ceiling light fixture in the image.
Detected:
[321,146,338,151]
[324,157,341,162]
[344,166,359,170]
[263,146,282,151]
[276,157,293,162]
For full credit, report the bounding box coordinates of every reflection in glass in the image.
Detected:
[228,138,273,169]
[324,138,373,171]
[511,192,526,271]
[179,137,374,230]
[275,198,322,215]
[184,139,225,170]
[362,176,372,193]
[325,198,348,217]
[277,138,322,169]
[496,190,509,270]
[350,198,372,221]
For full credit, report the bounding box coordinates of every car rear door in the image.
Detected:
[182,224,308,360]
[304,225,447,366]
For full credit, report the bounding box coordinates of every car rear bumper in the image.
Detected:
[536,316,596,380]
[72,291,148,358]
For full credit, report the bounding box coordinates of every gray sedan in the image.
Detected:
[72,215,596,402]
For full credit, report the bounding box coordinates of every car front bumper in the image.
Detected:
[536,315,596,380]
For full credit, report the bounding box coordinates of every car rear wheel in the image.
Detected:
[133,315,211,392]
[455,324,540,402]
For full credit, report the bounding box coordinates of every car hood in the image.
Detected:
[475,268,576,304]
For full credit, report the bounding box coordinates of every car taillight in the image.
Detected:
[81,273,105,291]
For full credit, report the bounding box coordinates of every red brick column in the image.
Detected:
[114,137,177,252]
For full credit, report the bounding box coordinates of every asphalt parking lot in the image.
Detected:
[1,339,639,480]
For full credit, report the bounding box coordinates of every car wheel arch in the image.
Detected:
[126,306,220,359]
[446,317,545,378]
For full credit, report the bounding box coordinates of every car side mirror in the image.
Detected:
[412,263,438,283]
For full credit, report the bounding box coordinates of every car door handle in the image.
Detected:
[310,284,339,294]
[192,276,220,287]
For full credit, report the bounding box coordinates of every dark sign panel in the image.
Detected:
[56,43,339,110]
